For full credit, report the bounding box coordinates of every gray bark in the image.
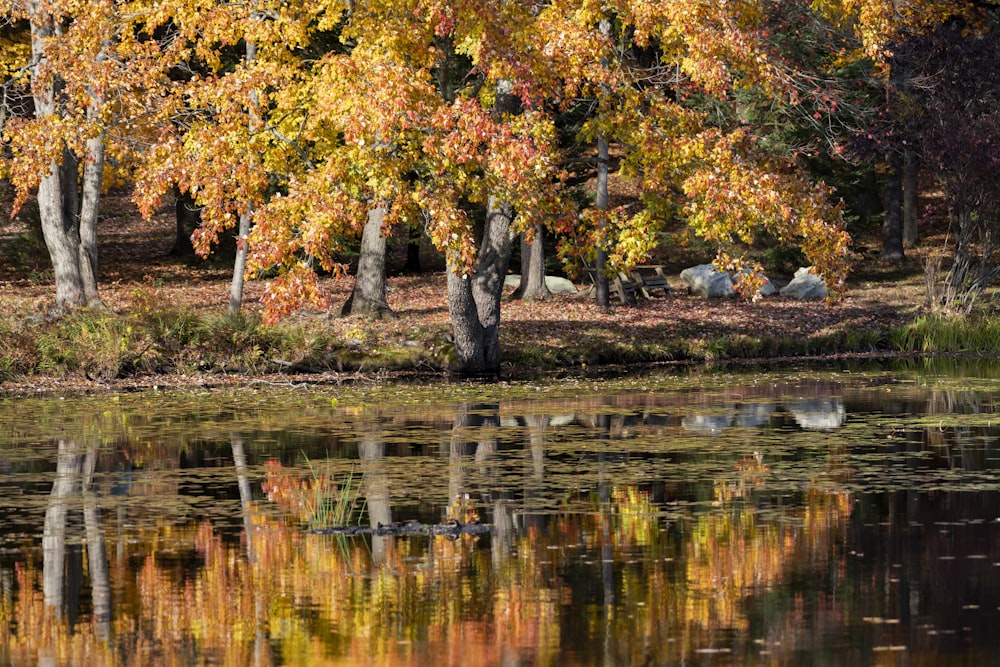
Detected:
[28,11,104,314]
[229,206,252,317]
[446,196,515,377]
[511,223,551,300]
[445,81,520,378]
[341,206,394,319]
[595,134,611,307]
[79,128,105,304]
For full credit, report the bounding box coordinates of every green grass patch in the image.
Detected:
[889,315,1000,354]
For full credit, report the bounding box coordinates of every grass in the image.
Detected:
[8,290,1000,385]
[888,314,1000,355]
[302,458,365,531]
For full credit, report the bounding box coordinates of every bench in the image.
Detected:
[629,265,672,299]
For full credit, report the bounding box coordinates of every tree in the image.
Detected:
[241,2,565,377]
[132,0,315,318]
[543,2,852,296]
[511,224,552,301]
[1,0,169,314]
[340,206,393,319]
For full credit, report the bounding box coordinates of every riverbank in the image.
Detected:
[4,194,999,395]
[0,257,986,397]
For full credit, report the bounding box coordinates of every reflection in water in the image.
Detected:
[5,373,1000,664]
[41,440,111,637]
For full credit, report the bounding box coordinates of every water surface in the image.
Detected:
[4,365,1000,665]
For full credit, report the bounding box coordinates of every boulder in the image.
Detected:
[734,268,777,298]
[780,267,828,300]
[679,264,735,298]
[503,274,579,295]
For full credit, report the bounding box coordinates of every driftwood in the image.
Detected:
[309,519,491,537]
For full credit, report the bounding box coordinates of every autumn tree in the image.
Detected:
[541,1,853,298]
[132,0,316,317]
[0,0,173,314]
[232,2,565,376]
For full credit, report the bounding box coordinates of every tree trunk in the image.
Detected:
[341,206,394,319]
[882,150,905,262]
[595,134,611,307]
[31,16,85,312]
[902,144,919,246]
[228,41,258,318]
[229,206,252,317]
[446,196,515,378]
[29,11,105,314]
[38,160,86,313]
[78,127,105,305]
[511,223,551,300]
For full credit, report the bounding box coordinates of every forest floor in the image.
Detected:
[0,190,963,394]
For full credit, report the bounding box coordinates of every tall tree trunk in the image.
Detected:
[38,158,86,313]
[229,41,258,318]
[229,206,252,317]
[882,150,905,262]
[446,196,515,378]
[511,223,550,300]
[595,134,611,307]
[341,206,394,319]
[902,144,919,246]
[31,14,85,313]
[29,11,105,314]
[882,51,906,262]
[446,81,519,378]
[78,127,105,305]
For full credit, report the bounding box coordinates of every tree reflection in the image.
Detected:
[42,440,111,633]
[15,378,1000,664]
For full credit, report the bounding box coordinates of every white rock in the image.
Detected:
[680,264,735,298]
[503,274,579,295]
[780,267,828,300]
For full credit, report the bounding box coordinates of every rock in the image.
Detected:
[756,276,778,297]
[734,268,778,298]
[679,264,735,298]
[503,274,579,295]
[544,276,579,294]
[780,267,828,300]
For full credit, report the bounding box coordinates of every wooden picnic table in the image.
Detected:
[629,265,672,299]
